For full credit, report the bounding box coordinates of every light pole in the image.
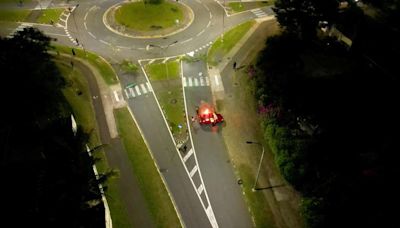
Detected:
[146,40,178,84]
[246,141,265,191]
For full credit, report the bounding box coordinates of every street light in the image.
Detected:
[146,41,178,87]
[246,141,265,191]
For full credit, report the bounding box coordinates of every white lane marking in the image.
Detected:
[135,85,141,96]
[215,75,219,85]
[140,83,148,94]
[149,59,155,64]
[181,37,193,44]
[113,90,120,102]
[183,77,187,87]
[162,57,170,64]
[187,51,195,57]
[84,22,87,30]
[59,18,66,22]
[188,77,193,87]
[207,20,211,28]
[129,88,135,97]
[88,31,96,39]
[194,77,199,86]
[183,148,194,162]
[197,29,205,37]
[124,89,130,98]
[84,12,88,21]
[146,82,153,92]
[197,184,204,194]
[207,206,218,228]
[190,165,198,177]
[99,39,110,46]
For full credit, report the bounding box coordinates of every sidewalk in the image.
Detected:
[207,17,304,228]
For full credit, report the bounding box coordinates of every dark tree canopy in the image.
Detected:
[0,29,104,227]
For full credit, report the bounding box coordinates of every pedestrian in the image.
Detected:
[183,145,187,152]
[75,38,79,45]
[71,48,76,56]
[191,116,195,123]
[233,61,237,70]
[70,61,74,68]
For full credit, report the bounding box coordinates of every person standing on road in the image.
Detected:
[233,61,237,70]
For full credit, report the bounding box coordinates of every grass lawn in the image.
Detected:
[145,60,180,81]
[36,8,64,24]
[114,108,182,228]
[115,1,183,31]
[0,9,30,22]
[0,0,32,3]
[54,45,119,85]
[208,20,255,66]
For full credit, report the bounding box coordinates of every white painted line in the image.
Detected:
[207,21,211,28]
[124,89,130,98]
[194,77,199,86]
[183,148,194,162]
[189,165,198,177]
[206,206,219,228]
[146,82,153,92]
[197,184,204,194]
[59,18,67,22]
[88,31,96,39]
[140,83,148,94]
[135,85,141,96]
[129,88,135,97]
[149,59,155,64]
[162,57,170,64]
[113,90,120,102]
[200,77,205,86]
[181,38,193,44]
[197,29,205,37]
[84,22,87,30]
[183,77,187,87]
[99,39,110,46]
[84,12,88,21]
[199,72,203,76]
[187,51,195,57]
[188,77,193,87]
[214,75,219,85]
[45,32,68,37]
[205,76,210,86]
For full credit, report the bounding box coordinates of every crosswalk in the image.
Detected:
[124,82,152,99]
[183,76,210,87]
[251,8,268,18]
[6,23,31,38]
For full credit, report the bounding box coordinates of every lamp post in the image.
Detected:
[246,141,265,191]
[146,40,178,85]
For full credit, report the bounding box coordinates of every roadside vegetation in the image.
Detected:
[0,8,30,22]
[208,20,255,66]
[228,1,274,14]
[252,0,400,227]
[36,8,64,24]
[114,108,182,228]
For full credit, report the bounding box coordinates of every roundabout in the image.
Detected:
[104,0,194,38]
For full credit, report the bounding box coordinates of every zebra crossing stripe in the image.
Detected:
[190,165,198,177]
[113,90,120,102]
[205,76,210,86]
[194,78,199,86]
[188,77,193,87]
[200,77,205,86]
[124,89,130,98]
[135,86,141,96]
[146,82,152,92]
[129,88,135,97]
[183,77,187,87]
[140,84,148,94]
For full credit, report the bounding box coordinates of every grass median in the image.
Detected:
[207,20,255,66]
[228,1,275,14]
[36,8,64,24]
[144,59,187,140]
[114,107,182,228]
[0,9,30,22]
